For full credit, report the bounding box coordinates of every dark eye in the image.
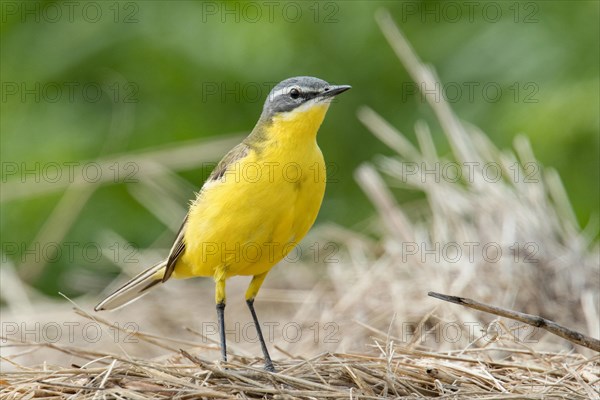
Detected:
[290,88,300,99]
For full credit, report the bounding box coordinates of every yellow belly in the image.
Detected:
[174,144,326,279]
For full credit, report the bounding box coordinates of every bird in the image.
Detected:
[95,76,351,372]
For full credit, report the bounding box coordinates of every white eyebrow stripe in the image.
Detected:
[268,86,320,101]
[269,87,291,100]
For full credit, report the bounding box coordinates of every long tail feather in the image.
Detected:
[95,260,167,311]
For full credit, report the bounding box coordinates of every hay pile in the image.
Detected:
[2,9,598,400]
[2,332,598,399]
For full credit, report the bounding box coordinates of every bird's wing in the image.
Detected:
[206,141,251,181]
[161,142,251,282]
[161,214,188,282]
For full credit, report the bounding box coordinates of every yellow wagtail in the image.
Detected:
[95,76,350,371]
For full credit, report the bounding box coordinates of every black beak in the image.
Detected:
[318,84,352,99]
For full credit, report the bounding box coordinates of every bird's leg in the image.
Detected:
[216,302,226,363]
[215,278,227,364]
[246,272,275,372]
[246,298,275,372]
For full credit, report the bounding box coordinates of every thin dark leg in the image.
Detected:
[216,302,227,363]
[246,299,275,372]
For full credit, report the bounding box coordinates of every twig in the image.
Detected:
[428,292,600,352]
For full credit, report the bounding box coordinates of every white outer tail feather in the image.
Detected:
[94,261,167,311]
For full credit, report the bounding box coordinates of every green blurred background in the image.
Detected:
[1,0,598,299]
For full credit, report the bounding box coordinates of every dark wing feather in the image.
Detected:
[161,143,251,282]
[162,214,188,282]
[207,142,250,181]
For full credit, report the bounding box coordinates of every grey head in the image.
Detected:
[260,76,351,120]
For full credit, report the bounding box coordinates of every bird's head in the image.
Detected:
[258,76,351,138]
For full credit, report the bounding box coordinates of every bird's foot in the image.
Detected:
[264,362,276,372]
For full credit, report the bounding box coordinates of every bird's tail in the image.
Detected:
[94,260,167,311]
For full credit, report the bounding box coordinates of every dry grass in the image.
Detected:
[3,334,598,399]
[2,9,599,400]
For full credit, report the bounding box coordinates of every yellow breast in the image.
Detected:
[175,103,330,279]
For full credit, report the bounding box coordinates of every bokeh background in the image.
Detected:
[1,0,599,356]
